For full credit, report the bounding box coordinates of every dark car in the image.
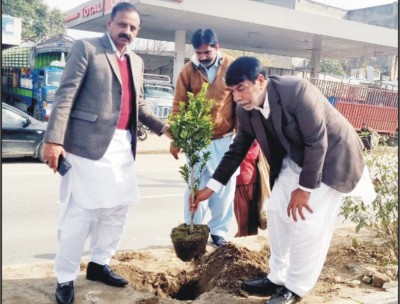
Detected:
[2,102,47,160]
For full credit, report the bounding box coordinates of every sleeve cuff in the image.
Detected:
[207,178,223,193]
[298,184,313,192]
[160,124,169,136]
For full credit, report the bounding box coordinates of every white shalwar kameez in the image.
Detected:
[266,156,376,297]
[55,130,139,283]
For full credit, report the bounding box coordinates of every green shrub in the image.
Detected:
[167,83,215,231]
[340,146,398,262]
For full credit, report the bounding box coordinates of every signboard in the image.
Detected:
[65,1,105,27]
[2,15,22,46]
[82,2,104,18]
[104,0,128,15]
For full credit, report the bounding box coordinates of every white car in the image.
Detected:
[143,74,174,120]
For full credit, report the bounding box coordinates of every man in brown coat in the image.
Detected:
[192,56,375,304]
[170,28,237,247]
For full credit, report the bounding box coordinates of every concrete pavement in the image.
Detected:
[136,132,171,154]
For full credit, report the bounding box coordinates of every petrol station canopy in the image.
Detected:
[65,0,398,59]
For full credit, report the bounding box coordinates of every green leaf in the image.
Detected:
[341,146,398,258]
[169,83,215,194]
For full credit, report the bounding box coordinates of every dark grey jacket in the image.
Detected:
[212,76,365,193]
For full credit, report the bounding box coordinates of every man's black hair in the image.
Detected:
[225,56,267,86]
[111,2,141,23]
[191,28,219,49]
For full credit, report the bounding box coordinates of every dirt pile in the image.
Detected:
[107,229,398,303]
[194,242,269,295]
[3,227,398,304]
[106,238,269,300]
[108,227,398,303]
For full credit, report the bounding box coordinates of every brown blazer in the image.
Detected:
[212,76,365,193]
[44,34,165,160]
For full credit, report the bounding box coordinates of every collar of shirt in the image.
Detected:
[203,51,222,83]
[254,82,270,119]
[107,32,129,60]
[190,51,222,83]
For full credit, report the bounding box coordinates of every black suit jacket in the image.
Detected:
[212,76,365,193]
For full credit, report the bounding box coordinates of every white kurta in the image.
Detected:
[60,129,139,209]
[55,130,138,283]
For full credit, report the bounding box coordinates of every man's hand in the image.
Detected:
[189,187,214,212]
[43,143,65,173]
[162,124,173,140]
[287,188,313,221]
[170,141,181,160]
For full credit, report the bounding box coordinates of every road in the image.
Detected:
[3,154,235,266]
[3,147,358,266]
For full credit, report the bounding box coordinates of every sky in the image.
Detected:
[44,0,397,12]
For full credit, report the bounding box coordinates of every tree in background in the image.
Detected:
[320,58,350,77]
[48,9,66,36]
[2,0,65,39]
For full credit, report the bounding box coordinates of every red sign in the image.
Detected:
[82,2,103,18]
[65,12,80,22]
[104,0,127,14]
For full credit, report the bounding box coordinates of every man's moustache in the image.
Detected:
[119,34,131,40]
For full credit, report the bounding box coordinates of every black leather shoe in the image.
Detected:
[211,234,227,247]
[266,286,301,304]
[242,276,283,295]
[86,261,128,287]
[55,281,74,304]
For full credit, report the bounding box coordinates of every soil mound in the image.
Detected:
[3,227,397,304]
[108,228,398,303]
[194,242,269,295]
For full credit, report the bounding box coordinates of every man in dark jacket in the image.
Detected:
[191,56,375,304]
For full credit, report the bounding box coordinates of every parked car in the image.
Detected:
[143,74,174,120]
[2,102,47,160]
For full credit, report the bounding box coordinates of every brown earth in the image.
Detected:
[2,226,398,304]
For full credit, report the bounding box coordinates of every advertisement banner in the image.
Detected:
[2,15,22,46]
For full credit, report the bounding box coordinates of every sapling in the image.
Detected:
[168,83,214,233]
